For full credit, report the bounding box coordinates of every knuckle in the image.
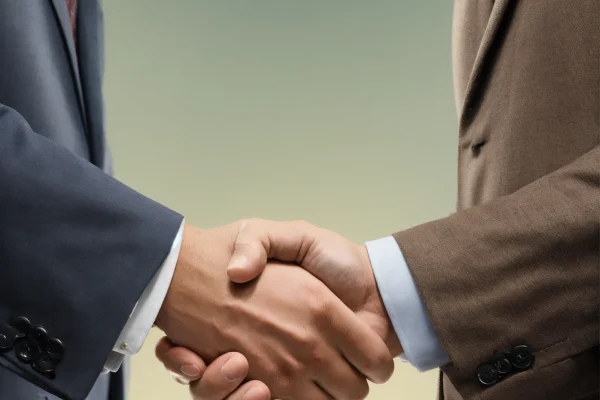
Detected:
[236,218,263,235]
[265,362,295,396]
[245,217,264,227]
[307,292,332,323]
[234,219,265,246]
[375,345,393,368]
[154,343,166,360]
[290,329,320,363]
[308,348,328,369]
[362,353,378,373]
[309,297,326,316]
[352,380,370,400]
[154,341,176,365]
[237,218,249,225]
[366,347,393,382]
[259,362,277,381]
[236,218,250,231]
[292,219,313,230]
[275,379,294,398]
[300,335,323,365]
[190,384,212,400]
[278,357,304,382]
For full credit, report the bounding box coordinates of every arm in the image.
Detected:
[103,222,184,373]
[174,145,597,397]
[0,103,394,399]
[365,236,449,371]
[0,105,183,399]
[394,145,599,398]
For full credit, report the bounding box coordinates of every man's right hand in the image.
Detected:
[154,223,394,400]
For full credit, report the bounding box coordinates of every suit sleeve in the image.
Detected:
[0,104,183,400]
[393,144,599,399]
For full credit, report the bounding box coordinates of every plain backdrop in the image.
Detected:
[102,1,457,398]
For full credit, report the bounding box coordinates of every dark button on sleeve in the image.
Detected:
[0,323,18,352]
[33,353,57,378]
[477,363,498,386]
[490,354,512,376]
[15,340,41,364]
[509,344,534,370]
[28,326,49,346]
[9,316,32,334]
[5,318,62,378]
[45,338,65,361]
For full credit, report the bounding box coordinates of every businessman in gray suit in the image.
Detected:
[0,1,396,399]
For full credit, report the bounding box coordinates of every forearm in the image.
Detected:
[394,145,599,397]
[366,236,449,371]
[104,222,184,373]
[0,105,183,400]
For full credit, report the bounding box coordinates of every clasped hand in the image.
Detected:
[154,220,402,400]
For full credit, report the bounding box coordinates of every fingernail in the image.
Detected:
[180,364,201,378]
[227,256,246,271]
[243,387,268,400]
[171,373,190,385]
[221,356,247,381]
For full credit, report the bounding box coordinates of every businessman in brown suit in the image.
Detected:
[158,1,599,399]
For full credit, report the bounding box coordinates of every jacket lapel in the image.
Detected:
[458,0,513,131]
[47,0,89,136]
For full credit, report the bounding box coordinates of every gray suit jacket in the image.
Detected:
[0,1,182,399]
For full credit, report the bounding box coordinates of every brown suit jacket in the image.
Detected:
[393,1,599,399]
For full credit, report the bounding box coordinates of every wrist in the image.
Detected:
[358,245,403,357]
[155,224,204,331]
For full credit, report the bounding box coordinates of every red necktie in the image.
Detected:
[65,0,78,44]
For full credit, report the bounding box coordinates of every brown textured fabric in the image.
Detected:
[394,1,600,399]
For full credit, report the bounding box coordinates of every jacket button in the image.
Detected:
[28,326,49,345]
[15,340,41,364]
[33,352,57,373]
[490,354,512,376]
[509,345,534,370]
[46,338,64,361]
[9,316,32,334]
[0,333,11,352]
[0,324,17,352]
[477,363,498,386]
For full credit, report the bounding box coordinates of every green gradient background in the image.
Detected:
[103,1,457,399]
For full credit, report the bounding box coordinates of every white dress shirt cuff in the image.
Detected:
[103,221,184,373]
[365,236,449,372]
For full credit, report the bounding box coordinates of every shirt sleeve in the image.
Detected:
[365,236,450,371]
[103,221,184,373]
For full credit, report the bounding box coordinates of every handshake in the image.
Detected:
[154,219,403,400]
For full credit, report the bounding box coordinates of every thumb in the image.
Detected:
[226,219,270,283]
[227,219,316,283]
